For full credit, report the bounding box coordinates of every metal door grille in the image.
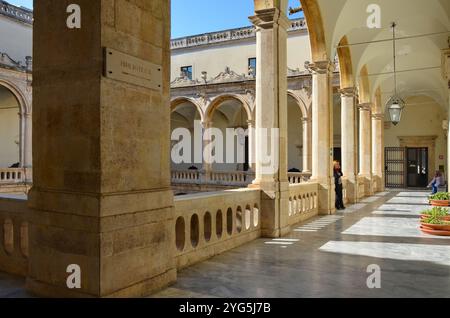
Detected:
[385,147,406,188]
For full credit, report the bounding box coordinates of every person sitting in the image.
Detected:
[9,162,19,168]
[428,171,444,195]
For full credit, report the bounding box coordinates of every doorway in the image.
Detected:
[406,147,428,188]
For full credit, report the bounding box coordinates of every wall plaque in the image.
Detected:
[104,47,162,91]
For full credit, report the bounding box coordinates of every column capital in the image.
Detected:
[301,117,310,124]
[339,87,358,98]
[357,102,372,111]
[246,119,255,127]
[305,60,334,75]
[371,113,384,120]
[249,8,290,30]
[201,121,213,129]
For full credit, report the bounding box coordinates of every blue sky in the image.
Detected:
[6,0,302,38]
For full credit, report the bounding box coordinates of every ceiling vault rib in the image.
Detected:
[335,31,450,49]
[357,66,441,78]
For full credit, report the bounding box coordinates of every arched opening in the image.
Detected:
[287,93,305,172]
[0,84,21,168]
[171,99,203,171]
[175,217,186,251]
[207,96,251,172]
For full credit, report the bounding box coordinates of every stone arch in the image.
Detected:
[0,79,28,115]
[300,0,329,62]
[0,79,28,167]
[205,94,252,123]
[170,96,205,123]
[287,90,308,119]
[358,65,371,104]
[336,36,354,89]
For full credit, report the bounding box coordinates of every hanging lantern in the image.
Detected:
[386,95,405,126]
[386,22,406,126]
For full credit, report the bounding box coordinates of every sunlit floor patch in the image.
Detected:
[359,196,380,203]
[342,217,450,240]
[320,241,450,267]
[295,215,344,232]
[339,203,367,213]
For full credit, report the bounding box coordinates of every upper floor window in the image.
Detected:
[248,58,256,77]
[181,66,193,80]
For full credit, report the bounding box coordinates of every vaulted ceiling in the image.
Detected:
[307,0,449,110]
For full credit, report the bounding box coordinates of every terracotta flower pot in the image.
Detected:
[420,222,450,231]
[420,214,450,221]
[429,200,450,207]
[420,226,450,236]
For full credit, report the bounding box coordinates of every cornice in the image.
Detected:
[171,18,307,51]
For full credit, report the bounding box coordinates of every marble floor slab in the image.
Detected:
[320,241,450,267]
[342,217,450,240]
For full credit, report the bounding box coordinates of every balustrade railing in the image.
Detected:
[174,188,261,269]
[0,196,29,276]
[171,169,254,187]
[288,172,312,184]
[287,182,319,226]
[0,168,25,184]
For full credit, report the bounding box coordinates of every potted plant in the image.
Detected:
[420,208,450,236]
[420,207,450,221]
[429,192,450,207]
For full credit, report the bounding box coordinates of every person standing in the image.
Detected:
[428,171,444,195]
[334,161,345,210]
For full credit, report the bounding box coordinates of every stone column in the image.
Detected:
[29,1,176,297]
[301,117,312,174]
[442,49,450,185]
[247,119,256,173]
[249,7,290,237]
[23,112,33,182]
[372,113,385,192]
[358,103,373,197]
[308,61,335,215]
[340,87,358,203]
[201,120,213,181]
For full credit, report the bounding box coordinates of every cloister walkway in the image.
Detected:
[1,190,450,298]
[155,190,450,298]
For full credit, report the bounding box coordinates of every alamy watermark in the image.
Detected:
[171,120,280,174]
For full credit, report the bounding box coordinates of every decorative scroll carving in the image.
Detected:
[210,67,246,84]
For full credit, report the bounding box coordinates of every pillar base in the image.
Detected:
[317,181,336,215]
[26,268,177,298]
[254,180,290,238]
[345,178,358,204]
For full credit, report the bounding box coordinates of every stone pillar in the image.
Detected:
[442,49,450,185]
[247,119,256,172]
[308,61,335,215]
[201,120,213,181]
[23,112,33,182]
[301,117,311,174]
[28,1,176,297]
[340,87,358,203]
[249,7,290,237]
[358,103,373,197]
[372,113,385,192]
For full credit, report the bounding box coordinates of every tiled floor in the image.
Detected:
[2,190,450,298]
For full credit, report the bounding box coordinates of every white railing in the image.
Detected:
[171,169,254,187]
[171,170,201,184]
[0,168,25,184]
[287,182,319,226]
[288,172,312,184]
[174,188,261,269]
[207,171,254,186]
